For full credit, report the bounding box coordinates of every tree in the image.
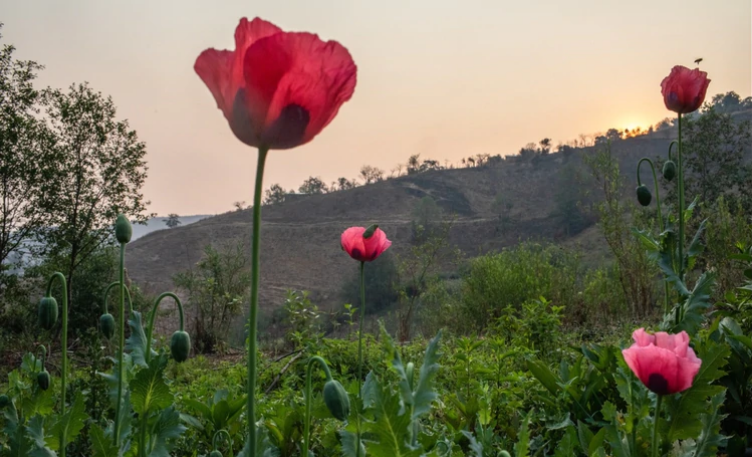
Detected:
[491,192,515,234]
[334,177,357,191]
[263,184,287,205]
[407,154,421,174]
[411,196,443,241]
[164,213,181,228]
[666,106,752,212]
[539,138,551,155]
[173,240,251,353]
[359,165,384,184]
[38,83,150,306]
[298,176,328,194]
[0,27,57,271]
[232,201,247,211]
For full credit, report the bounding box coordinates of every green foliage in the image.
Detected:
[341,251,399,315]
[459,243,577,333]
[173,239,251,353]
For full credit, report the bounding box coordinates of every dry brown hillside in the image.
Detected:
[126,137,673,320]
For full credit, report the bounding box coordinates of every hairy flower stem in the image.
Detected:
[303,356,334,457]
[676,113,686,323]
[114,243,126,447]
[652,395,663,457]
[45,272,68,457]
[248,147,269,456]
[637,158,670,313]
[356,261,366,457]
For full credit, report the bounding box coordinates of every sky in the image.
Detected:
[3,0,751,216]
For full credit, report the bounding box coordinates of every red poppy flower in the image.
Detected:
[341,226,391,262]
[195,17,357,149]
[660,65,710,114]
[622,328,702,395]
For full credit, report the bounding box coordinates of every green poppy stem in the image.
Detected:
[102,280,133,314]
[636,157,670,314]
[45,272,68,457]
[36,344,47,373]
[676,113,685,323]
[114,242,126,447]
[652,394,663,457]
[144,292,185,363]
[356,261,366,457]
[303,356,334,457]
[213,430,232,452]
[248,147,269,456]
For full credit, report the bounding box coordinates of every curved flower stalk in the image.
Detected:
[194,17,357,454]
[303,356,350,457]
[38,271,69,456]
[36,344,50,391]
[210,430,232,457]
[99,280,134,341]
[144,292,190,363]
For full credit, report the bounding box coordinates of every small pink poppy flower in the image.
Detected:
[622,328,702,395]
[341,226,391,262]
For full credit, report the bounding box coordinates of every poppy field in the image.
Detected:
[2,14,752,457]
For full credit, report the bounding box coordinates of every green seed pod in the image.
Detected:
[406,362,415,390]
[636,185,652,207]
[662,160,677,181]
[100,313,116,340]
[115,214,132,244]
[499,452,512,457]
[37,370,50,391]
[323,379,350,421]
[0,394,10,409]
[38,296,58,330]
[209,451,223,457]
[170,331,191,363]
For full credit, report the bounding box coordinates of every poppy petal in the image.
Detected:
[194,49,234,117]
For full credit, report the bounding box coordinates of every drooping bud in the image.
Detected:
[37,370,50,391]
[363,224,378,239]
[209,451,223,457]
[115,214,132,244]
[100,313,116,340]
[0,394,10,409]
[662,160,677,181]
[323,379,350,421]
[636,185,652,207]
[170,331,191,363]
[38,296,58,330]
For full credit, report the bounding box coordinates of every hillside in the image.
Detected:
[126,136,674,319]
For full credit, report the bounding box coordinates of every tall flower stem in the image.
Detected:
[652,395,663,457]
[144,292,185,363]
[102,280,133,314]
[248,147,269,455]
[303,356,334,457]
[45,272,68,457]
[676,113,686,323]
[114,242,126,446]
[637,158,670,313]
[356,261,366,457]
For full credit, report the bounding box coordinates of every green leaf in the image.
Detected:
[125,311,155,368]
[48,395,87,451]
[25,415,56,457]
[552,426,577,457]
[678,392,728,457]
[130,357,173,415]
[604,424,629,457]
[412,331,442,419]
[674,271,716,336]
[527,360,560,396]
[89,423,119,457]
[665,341,730,442]
[363,374,422,457]
[460,431,483,457]
[514,411,531,457]
[148,406,187,457]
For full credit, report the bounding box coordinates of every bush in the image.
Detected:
[459,242,578,332]
[340,251,399,315]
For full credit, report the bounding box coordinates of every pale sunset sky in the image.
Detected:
[3,0,751,216]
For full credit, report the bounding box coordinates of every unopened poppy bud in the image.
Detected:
[115,214,132,244]
[662,160,677,181]
[37,370,50,391]
[0,394,9,409]
[406,362,415,389]
[170,331,191,363]
[636,185,652,207]
[209,451,223,457]
[323,379,350,421]
[38,296,58,330]
[100,313,116,340]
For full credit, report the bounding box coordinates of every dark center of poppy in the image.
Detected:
[647,373,669,395]
[262,104,310,149]
[351,248,363,260]
[230,89,259,146]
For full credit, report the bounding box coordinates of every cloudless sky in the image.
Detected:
[3,0,751,215]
